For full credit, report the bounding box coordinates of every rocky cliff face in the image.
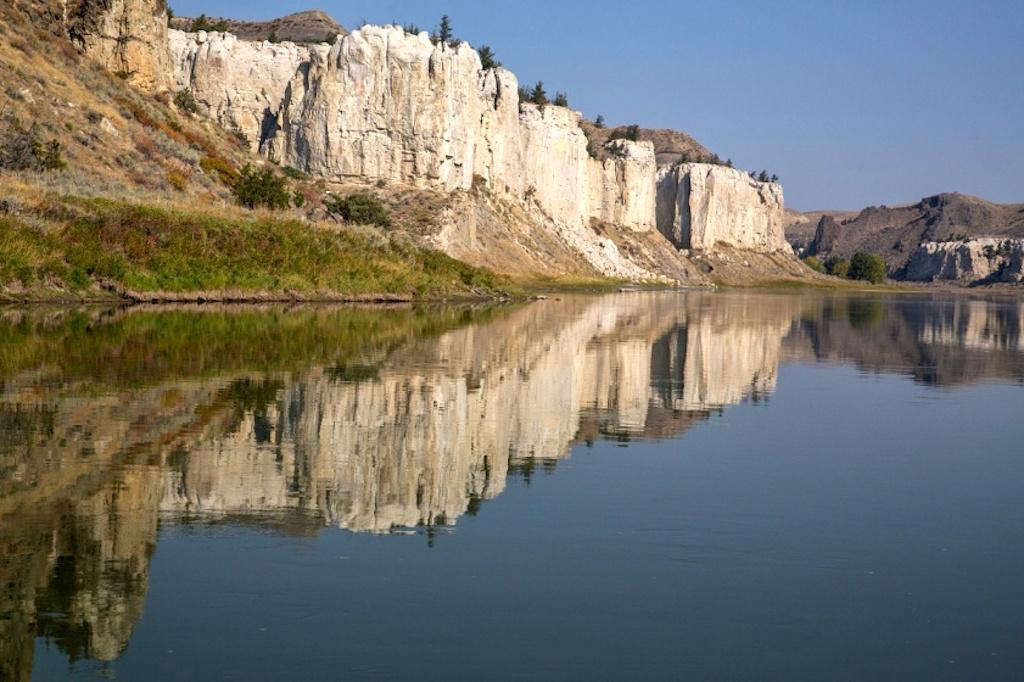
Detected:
[166,22,791,279]
[588,139,657,232]
[657,163,788,251]
[168,30,329,150]
[903,238,1024,283]
[66,0,170,91]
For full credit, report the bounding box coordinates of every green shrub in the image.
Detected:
[232,165,290,210]
[174,88,198,114]
[325,192,391,227]
[824,255,850,278]
[190,14,229,32]
[750,170,779,183]
[478,45,500,70]
[166,170,188,192]
[435,15,455,46]
[281,166,308,180]
[1,117,66,172]
[527,81,548,106]
[802,256,824,273]
[609,124,640,142]
[848,252,887,284]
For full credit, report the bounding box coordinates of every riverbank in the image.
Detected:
[5,190,1002,305]
[0,191,510,303]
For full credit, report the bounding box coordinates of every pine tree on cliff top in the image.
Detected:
[437,15,454,46]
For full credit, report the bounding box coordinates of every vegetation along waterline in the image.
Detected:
[0,187,509,303]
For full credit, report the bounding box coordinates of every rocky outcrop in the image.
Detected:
[67,0,171,92]
[657,163,787,251]
[168,30,329,150]
[587,139,657,232]
[806,214,842,256]
[903,238,1024,283]
[164,21,793,279]
[579,122,717,167]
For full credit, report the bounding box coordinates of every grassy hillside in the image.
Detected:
[0,185,505,301]
[0,5,511,301]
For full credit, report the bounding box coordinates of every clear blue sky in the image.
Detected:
[170,0,1023,210]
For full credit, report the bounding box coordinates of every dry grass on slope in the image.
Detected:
[0,184,506,302]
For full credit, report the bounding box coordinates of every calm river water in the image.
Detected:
[2,291,1023,680]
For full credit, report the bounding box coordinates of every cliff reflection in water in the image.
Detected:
[1,292,1023,678]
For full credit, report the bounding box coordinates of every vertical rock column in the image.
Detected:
[656,163,787,252]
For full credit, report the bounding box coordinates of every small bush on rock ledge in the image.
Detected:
[325,192,392,228]
[174,88,198,114]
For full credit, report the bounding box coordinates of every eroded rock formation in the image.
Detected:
[903,238,1024,283]
[66,0,171,91]
[657,163,788,252]
[168,30,330,149]
[802,193,1024,274]
[165,21,792,278]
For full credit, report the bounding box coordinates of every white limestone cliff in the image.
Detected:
[657,163,788,252]
[164,21,791,278]
[587,139,657,232]
[903,238,1024,283]
[168,30,330,151]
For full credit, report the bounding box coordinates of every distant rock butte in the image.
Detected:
[802,193,1024,273]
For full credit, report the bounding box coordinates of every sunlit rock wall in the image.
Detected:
[903,238,1024,283]
[587,139,657,232]
[657,163,788,252]
[68,0,171,91]
[168,30,330,151]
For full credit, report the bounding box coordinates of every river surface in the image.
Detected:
[2,291,1023,681]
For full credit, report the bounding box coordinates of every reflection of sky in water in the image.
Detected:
[2,292,1023,681]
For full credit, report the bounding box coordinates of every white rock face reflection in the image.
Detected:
[160,293,798,532]
[5,293,1022,678]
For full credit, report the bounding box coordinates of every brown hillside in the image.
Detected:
[805,193,1024,270]
[169,10,346,43]
[579,121,719,166]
